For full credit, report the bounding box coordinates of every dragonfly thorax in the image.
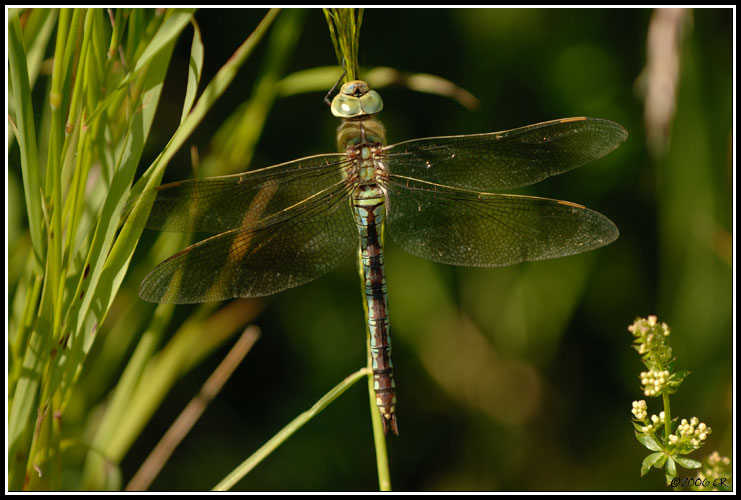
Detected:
[337,116,386,150]
[343,142,389,187]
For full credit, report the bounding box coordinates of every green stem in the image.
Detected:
[357,246,392,491]
[367,337,392,491]
[662,391,671,445]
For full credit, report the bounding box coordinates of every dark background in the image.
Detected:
[105,8,731,491]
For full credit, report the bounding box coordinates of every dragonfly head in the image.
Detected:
[331,80,383,118]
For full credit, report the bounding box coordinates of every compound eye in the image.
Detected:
[331,93,361,118]
[359,90,383,115]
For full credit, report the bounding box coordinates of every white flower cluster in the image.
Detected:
[670,417,712,447]
[639,411,665,433]
[628,315,671,355]
[640,369,671,396]
[631,400,648,420]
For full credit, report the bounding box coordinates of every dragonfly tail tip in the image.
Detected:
[381,413,399,436]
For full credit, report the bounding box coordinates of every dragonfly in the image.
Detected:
[134,79,627,436]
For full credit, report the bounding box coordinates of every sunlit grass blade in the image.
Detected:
[7,8,290,490]
[80,302,177,489]
[213,367,370,491]
[126,8,280,198]
[203,8,305,176]
[7,13,48,478]
[278,65,480,111]
[8,12,44,269]
[55,34,180,402]
[22,9,57,84]
[8,8,197,489]
[180,19,204,123]
[85,9,196,125]
[75,14,281,487]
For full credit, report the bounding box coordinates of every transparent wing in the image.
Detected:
[386,176,618,267]
[384,117,627,191]
[129,153,350,233]
[139,180,357,303]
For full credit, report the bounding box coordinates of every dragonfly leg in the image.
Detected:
[324,58,348,107]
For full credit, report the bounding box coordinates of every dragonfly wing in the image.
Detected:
[139,180,357,303]
[386,176,618,267]
[384,117,627,191]
[129,153,349,233]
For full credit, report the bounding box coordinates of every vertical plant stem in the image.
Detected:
[48,9,84,340]
[358,247,392,491]
[367,337,392,491]
[662,392,672,444]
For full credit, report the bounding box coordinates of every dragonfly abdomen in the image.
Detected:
[352,185,398,436]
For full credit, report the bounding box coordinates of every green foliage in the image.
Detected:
[629,317,729,490]
[323,8,364,81]
[7,7,280,490]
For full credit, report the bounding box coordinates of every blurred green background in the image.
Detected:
[7,7,733,491]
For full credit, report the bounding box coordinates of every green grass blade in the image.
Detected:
[180,19,203,123]
[103,300,260,467]
[80,302,176,490]
[22,9,58,94]
[85,8,196,124]
[8,11,44,269]
[213,367,370,491]
[9,8,284,490]
[131,8,196,75]
[56,36,181,402]
[203,8,305,176]
[127,8,279,198]
[278,66,480,110]
[323,8,362,81]
[7,12,50,471]
[74,15,280,482]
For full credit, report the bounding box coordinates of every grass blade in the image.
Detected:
[213,367,370,491]
[8,11,44,269]
[180,19,204,123]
